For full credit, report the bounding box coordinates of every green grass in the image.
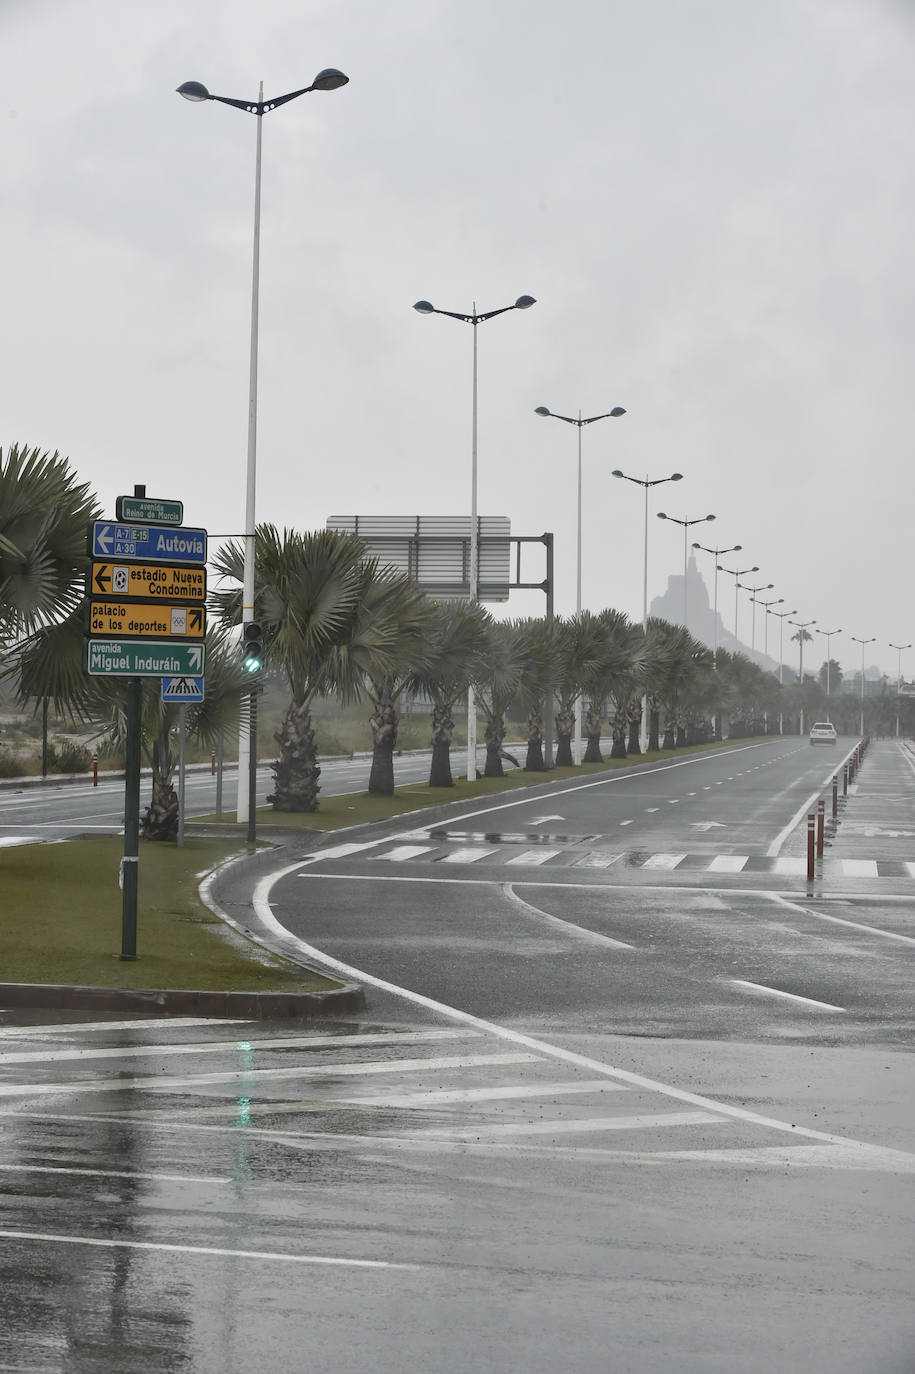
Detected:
[0,836,337,992]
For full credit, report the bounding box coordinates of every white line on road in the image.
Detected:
[414,1111,725,1140]
[640,854,687,870]
[0,1162,227,1185]
[504,849,562,866]
[348,1079,627,1108]
[501,884,635,949]
[0,1052,542,1098]
[767,743,860,856]
[766,891,915,947]
[728,979,845,1011]
[0,1028,479,1066]
[440,848,492,864]
[253,864,914,1167]
[0,1229,418,1270]
[707,855,748,872]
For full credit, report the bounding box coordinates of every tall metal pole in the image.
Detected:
[851,635,875,736]
[467,309,479,785]
[656,512,715,633]
[816,627,842,697]
[890,642,911,737]
[790,617,817,736]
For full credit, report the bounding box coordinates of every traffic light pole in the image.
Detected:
[247,686,257,844]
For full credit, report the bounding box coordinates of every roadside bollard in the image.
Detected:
[92,753,98,787]
[807,813,816,881]
[842,764,848,797]
[832,775,838,819]
[211,750,216,776]
[817,798,825,858]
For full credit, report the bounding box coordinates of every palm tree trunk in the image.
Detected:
[428,701,454,788]
[648,696,661,751]
[368,700,397,795]
[626,699,642,755]
[268,698,321,811]
[524,705,545,771]
[554,703,574,767]
[142,731,178,840]
[610,711,627,759]
[583,701,603,763]
[662,715,676,749]
[676,718,687,748]
[484,715,506,777]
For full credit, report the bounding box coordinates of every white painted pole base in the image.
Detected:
[466,684,477,782]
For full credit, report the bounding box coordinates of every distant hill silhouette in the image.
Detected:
[650,554,791,677]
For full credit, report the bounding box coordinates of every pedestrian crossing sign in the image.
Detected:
[162,675,205,703]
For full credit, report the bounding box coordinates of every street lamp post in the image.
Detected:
[656,511,715,631]
[815,627,843,697]
[691,542,742,662]
[789,617,817,736]
[178,68,349,838]
[718,564,759,647]
[890,641,911,737]
[414,295,537,781]
[753,596,782,659]
[851,635,876,736]
[769,607,796,734]
[535,404,626,763]
[737,581,774,653]
[611,469,683,749]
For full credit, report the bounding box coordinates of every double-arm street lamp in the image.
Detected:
[178,68,349,837]
[752,595,782,659]
[718,563,758,647]
[611,469,683,750]
[851,634,876,736]
[815,627,842,697]
[656,511,715,631]
[890,641,912,736]
[414,295,536,781]
[769,606,796,734]
[536,404,626,762]
[737,580,774,653]
[789,617,817,735]
[691,542,741,661]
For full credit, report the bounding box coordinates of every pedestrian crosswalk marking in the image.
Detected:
[504,849,562,866]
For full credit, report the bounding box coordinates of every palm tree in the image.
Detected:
[578,610,645,761]
[210,525,370,812]
[359,572,436,796]
[551,614,607,766]
[475,620,531,777]
[644,619,714,749]
[510,617,559,772]
[404,600,490,787]
[0,444,99,636]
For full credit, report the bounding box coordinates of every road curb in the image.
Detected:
[0,980,365,1019]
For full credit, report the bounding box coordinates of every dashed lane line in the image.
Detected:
[728,980,845,1012]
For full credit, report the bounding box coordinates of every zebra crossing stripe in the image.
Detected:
[640,853,688,870]
[708,854,748,872]
[504,849,562,866]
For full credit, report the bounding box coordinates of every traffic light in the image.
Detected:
[242,621,263,673]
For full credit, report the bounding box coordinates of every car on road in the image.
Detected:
[810,721,838,745]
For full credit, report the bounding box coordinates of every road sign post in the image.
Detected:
[120,676,142,960]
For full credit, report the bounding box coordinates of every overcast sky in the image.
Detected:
[3,0,914,679]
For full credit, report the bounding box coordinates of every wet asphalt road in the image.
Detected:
[2,738,915,1372]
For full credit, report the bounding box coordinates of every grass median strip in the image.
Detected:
[0,836,336,993]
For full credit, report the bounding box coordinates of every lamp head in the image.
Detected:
[177,81,211,102]
[534,406,551,417]
[413,300,435,314]
[705,514,716,522]
[312,68,349,90]
[514,295,536,309]
[611,469,624,478]
[610,407,626,417]
[657,512,668,520]
[670,472,683,481]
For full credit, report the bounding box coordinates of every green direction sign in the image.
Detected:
[116,495,184,525]
[85,639,205,678]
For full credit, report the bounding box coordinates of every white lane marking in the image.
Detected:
[0,836,40,847]
[348,1080,627,1108]
[766,892,915,947]
[640,854,687,870]
[646,1145,915,1173]
[729,980,845,1012]
[0,1052,543,1098]
[501,884,635,950]
[667,799,679,804]
[772,857,808,874]
[767,743,860,856]
[0,1229,418,1271]
[0,1018,252,1039]
[299,841,377,863]
[619,819,634,826]
[439,848,491,864]
[254,866,914,1165]
[378,845,436,862]
[530,815,564,824]
[841,859,879,878]
[0,1162,226,1185]
[504,849,562,867]
[414,1111,725,1140]
[0,1028,478,1067]
[573,853,623,869]
[644,807,659,813]
[708,855,748,872]
[905,862,915,879]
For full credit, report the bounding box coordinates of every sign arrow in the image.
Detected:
[93,564,111,593]
[690,821,727,831]
[189,608,203,632]
[95,524,112,555]
[189,645,203,672]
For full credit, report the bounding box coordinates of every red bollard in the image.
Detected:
[842,764,848,797]
[832,775,838,819]
[211,751,216,776]
[92,753,98,787]
[807,813,816,881]
[817,798,825,858]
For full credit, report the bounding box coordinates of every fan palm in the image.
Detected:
[474,620,531,777]
[404,600,490,787]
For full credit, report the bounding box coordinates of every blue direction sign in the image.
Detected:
[90,522,207,565]
[162,675,205,703]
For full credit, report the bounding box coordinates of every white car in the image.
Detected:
[810,722,838,745]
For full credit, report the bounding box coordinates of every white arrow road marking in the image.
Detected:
[529,815,564,824]
[690,821,727,830]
